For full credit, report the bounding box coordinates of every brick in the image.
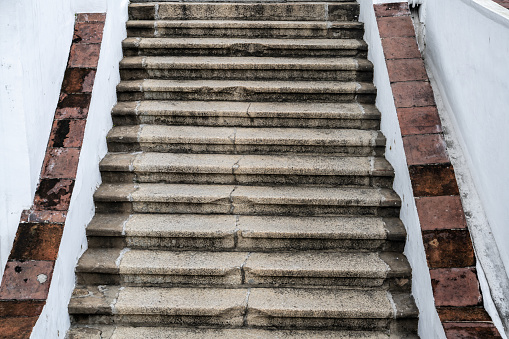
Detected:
[423,230,475,268]
[73,23,104,44]
[415,196,467,231]
[392,81,435,108]
[386,58,428,83]
[397,106,442,136]
[62,68,96,93]
[57,93,91,109]
[33,179,74,211]
[68,43,101,68]
[381,37,421,59]
[430,268,481,307]
[0,316,38,339]
[443,322,502,338]
[20,210,67,224]
[76,13,106,23]
[409,163,459,197]
[55,107,88,120]
[374,2,411,17]
[10,223,64,261]
[377,16,415,38]
[48,119,87,148]
[437,307,492,322]
[0,300,45,317]
[41,148,80,179]
[403,133,449,166]
[0,261,54,300]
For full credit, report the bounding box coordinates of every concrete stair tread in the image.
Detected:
[100,152,394,177]
[120,56,372,70]
[86,213,405,241]
[93,183,401,207]
[126,19,363,29]
[123,37,368,50]
[117,79,376,94]
[69,285,417,319]
[113,100,380,119]
[68,326,403,339]
[77,248,410,279]
[107,125,383,146]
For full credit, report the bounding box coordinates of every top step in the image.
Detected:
[129,2,359,21]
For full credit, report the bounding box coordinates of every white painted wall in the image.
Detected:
[358,1,447,338]
[0,0,128,337]
[416,0,509,334]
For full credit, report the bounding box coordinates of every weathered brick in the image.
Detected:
[0,261,54,300]
[377,16,415,38]
[397,106,442,136]
[41,148,80,179]
[403,133,449,166]
[374,2,411,17]
[10,223,64,261]
[430,268,481,307]
[415,195,466,231]
[62,68,96,93]
[386,58,428,83]
[437,306,492,322]
[68,43,101,68]
[381,37,421,59]
[392,81,435,108]
[409,164,459,197]
[33,179,74,211]
[48,119,87,148]
[423,230,475,268]
[73,23,104,44]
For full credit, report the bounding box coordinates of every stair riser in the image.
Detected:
[129,3,359,22]
[86,235,406,253]
[112,114,380,129]
[119,69,373,82]
[71,314,392,331]
[122,47,368,58]
[116,91,376,104]
[126,27,364,39]
[106,142,385,156]
[76,272,408,290]
[94,201,400,218]
[100,171,394,188]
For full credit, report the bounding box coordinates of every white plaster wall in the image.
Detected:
[31,1,129,338]
[419,0,509,334]
[0,0,74,282]
[0,0,128,337]
[358,1,446,338]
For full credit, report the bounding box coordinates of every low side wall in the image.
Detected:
[358,2,447,337]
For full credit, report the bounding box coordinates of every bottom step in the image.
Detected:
[68,326,418,339]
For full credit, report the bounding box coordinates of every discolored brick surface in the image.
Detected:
[9,223,64,261]
[409,164,459,197]
[386,58,428,83]
[42,148,80,179]
[391,81,435,108]
[0,316,39,339]
[437,307,492,322]
[62,68,96,93]
[0,261,54,300]
[33,179,75,211]
[48,119,87,148]
[422,230,475,268]
[430,268,481,307]
[381,37,421,60]
[373,2,411,17]
[443,322,502,338]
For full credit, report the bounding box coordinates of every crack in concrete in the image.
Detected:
[240,252,252,285]
[232,155,244,185]
[228,186,238,214]
[242,288,252,326]
[233,215,240,249]
[246,102,253,119]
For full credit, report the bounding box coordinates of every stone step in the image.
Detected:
[93,183,401,216]
[106,125,385,156]
[76,248,411,289]
[69,285,418,331]
[116,79,376,103]
[85,214,406,252]
[126,20,364,39]
[67,326,412,339]
[111,101,380,129]
[129,2,359,22]
[99,153,394,188]
[122,37,368,57]
[119,56,373,82]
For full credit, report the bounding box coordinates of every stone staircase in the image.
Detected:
[67,1,418,338]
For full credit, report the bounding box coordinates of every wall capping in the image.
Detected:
[373,2,502,337]
[0,13,106,338]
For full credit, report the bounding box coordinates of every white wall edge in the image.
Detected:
[459,0,509,28]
